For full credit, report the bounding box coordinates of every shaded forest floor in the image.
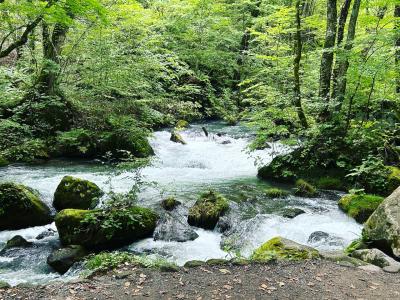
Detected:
[2,260,400,300]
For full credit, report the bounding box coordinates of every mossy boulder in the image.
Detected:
[55,207,158,249]
[184,260,205,268]
[265,188,289,198]
[279,208,305,219]
[47,245,88,274]
[386,166,400,195]
[294,179,317,197]
[187,190,229,230]
[160,197,181,211]
[175,120,189,130]
[362,186,400,259]
[0,183,52,230]
[251,237,319,262]
[338,194,384,223]
[170,131,186,145]
[53,176,103,211]
[3,235,32,250]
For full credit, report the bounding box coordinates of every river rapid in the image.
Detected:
[0,122,362,286]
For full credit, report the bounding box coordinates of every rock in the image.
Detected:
[230,258,250,266]
[362,187,400,258]
[351,248,400,273]
[3,235,32,249]
[175,120,189,130]
[159,264,179,272]
[0,281,10,289]
[320,251,366,267]
[170,131,186,145]
[338,193,384,223]
[221,140,231,145]
[206,258,229,266]
[36,228,56,240]
[160,197,181,211]
[55,207,158,249]
[308,231,329,243]
[154,216,199,242]
[358,264,383,273]
[265,188,289,198]
[294,179,317,197]
[279,208,305,219]
[251,236,319,262]
[188,190,229,230]
[0,182,52,230]
[47,245,88,274]
[184,260,205,268]
[53,176,103,211]
[216,216,232,233]
[386,166,400,195]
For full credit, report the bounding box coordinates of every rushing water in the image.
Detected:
[0,122,362,285]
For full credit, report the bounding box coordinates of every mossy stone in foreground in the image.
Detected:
[55,207,158,249]
[0,182,52,230]
[183,260,205,268]
[338,194,384,223]
[188,190,229,230]
[251,237,319,262]
[53,176,103,211]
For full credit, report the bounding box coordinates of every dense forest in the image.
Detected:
[1,0,400,293]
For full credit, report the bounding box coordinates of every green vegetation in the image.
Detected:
[265,188,289,198]
[338,193,384,223]
[294,179,317,197]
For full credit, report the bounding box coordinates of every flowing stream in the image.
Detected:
[0,122,362,286]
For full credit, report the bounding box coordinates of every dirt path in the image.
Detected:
[2,260,400,300]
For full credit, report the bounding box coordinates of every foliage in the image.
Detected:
[338,193,384,223]
[265,187,289,198]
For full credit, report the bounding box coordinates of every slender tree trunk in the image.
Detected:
[318,0,337,106]
[293,0,308,128]
[395,5,400,94]
[331,0,361,113]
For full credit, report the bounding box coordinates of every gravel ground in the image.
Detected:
[1,260,400,300]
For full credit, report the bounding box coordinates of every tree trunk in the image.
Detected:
[318,0,337,105]
[293,0,308,128]
[331,0,361,113]
[395,5,400,94]
[336,0,352,46]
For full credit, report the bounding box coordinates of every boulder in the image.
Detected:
[53,176,103,211]
[154,215,199,242]
[265,188,289,198]
[3,235,32,249]
[36,228,56,240]
[160,197,181,211]
[351,248,400,273]
[47,245,88,274]
[294,179,317,197]
[170,131,186,145]
[307,231,345,247]
[251,237,319,262]
[188,190,229,230]
[55,207,158,249]
[0,182,52,230]
[363,186,400,258]
[279,208,305,219]
[338,193,384,223]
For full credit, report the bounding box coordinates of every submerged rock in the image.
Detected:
[160,197,181,211]
[154,215,199,242]
[279,208,305,219]
[307,231,345,247]
[53,176,103,211]
[188,190,229,230]
[47,245,88,274]
[55,207,158,249]
[36,228,56,240]
[338,193,384,223]
[0,182,52,230]
[294,179,317,197]
[170,131,187,145]
[3,235,32,250]
[251,237,319,262]
[362,186,400,258]
[351,248,400,273]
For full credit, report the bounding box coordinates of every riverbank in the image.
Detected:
[2,260,399,300]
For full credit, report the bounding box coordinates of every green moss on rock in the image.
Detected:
[55,207,158,249]
[316,177,343,190]
[160,197,181,211]
[0,182,52,230]
[251,237,319,262]
[183,260,205,268]
[187,190,229,230]
[53,176,103,211]
[175,120,189,130]
[338,194,384,223]
[294,179,317,197]
[265,188,289,198]
[386,167,400,195]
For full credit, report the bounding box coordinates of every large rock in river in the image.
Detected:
[53,176,103,211]
[55,207,158,249]
[188,190,229,230]
[363,186,400,258]
[0,183,52,230]
[47,245,88,274]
